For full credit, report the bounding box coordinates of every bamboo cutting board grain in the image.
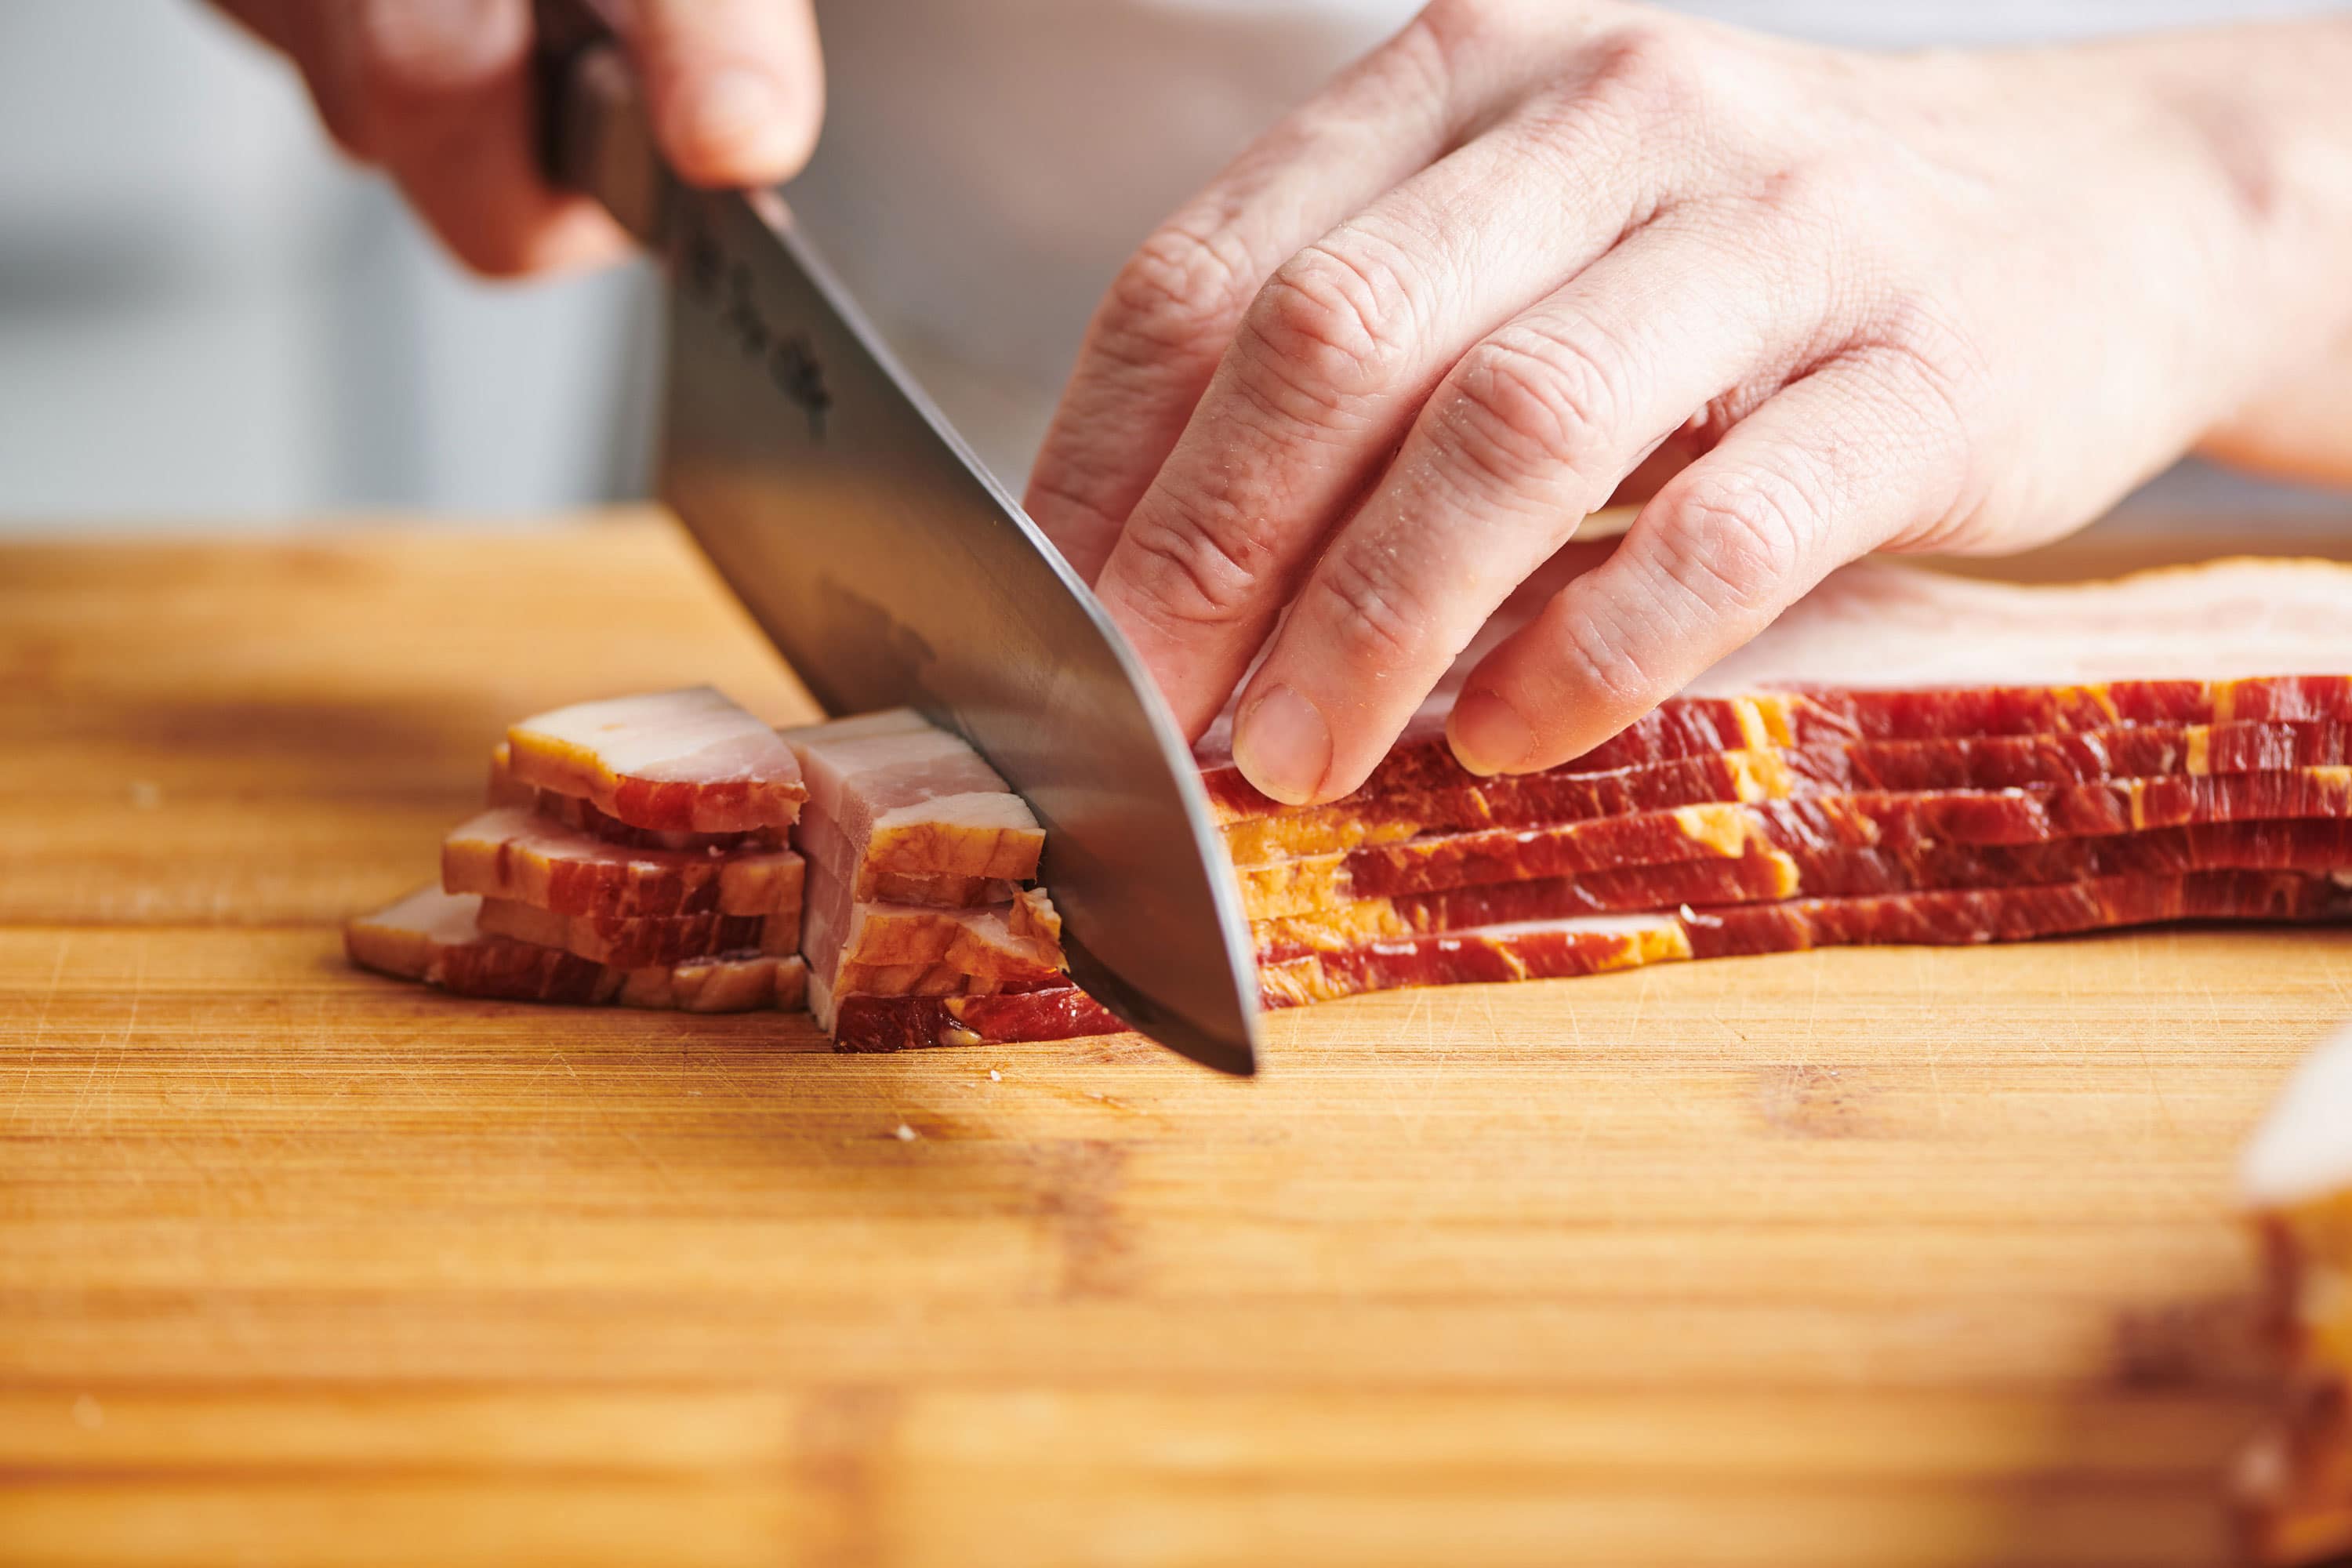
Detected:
[2,511,2347,1568]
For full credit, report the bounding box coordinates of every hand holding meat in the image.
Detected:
[209,0,822,274]
[1025,4,2352,805]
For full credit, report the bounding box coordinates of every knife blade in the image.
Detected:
[533,2,1264,1073]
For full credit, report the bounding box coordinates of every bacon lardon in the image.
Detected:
[441,808,804,920]
[505,685,807,836]
[783,709,1043,896]
[488,742,780,852]
[346,887,808,1012]
[797,854,1064,1030]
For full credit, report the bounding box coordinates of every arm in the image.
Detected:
[1024,7,2352,804]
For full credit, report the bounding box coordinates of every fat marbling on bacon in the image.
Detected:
[505,685,808,836]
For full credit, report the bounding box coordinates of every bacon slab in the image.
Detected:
[475,895,799,968]
[347,887,808,1012]
[1237,768,2352,919]
[2239,1022,2352,1566]
[784,710,1043,896]
[505,686,807,835]
[441,808,804,920]
[1220,720,2352,862]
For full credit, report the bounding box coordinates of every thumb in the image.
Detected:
[618,0,825,187]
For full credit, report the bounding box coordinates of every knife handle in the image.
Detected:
[532,0,677,247]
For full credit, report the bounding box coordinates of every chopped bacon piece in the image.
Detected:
[475,895,798,968]
[346,887,808,1012]
[829,984,1124,1053]
[488,743,779,852]
[784,709,1043,895]
[441,808,804,920]
[798,857,1063,1029]
[506,686,806,835]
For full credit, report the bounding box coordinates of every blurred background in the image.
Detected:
[2,0,2346,530]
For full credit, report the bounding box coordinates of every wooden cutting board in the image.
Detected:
[4,510,2348,1568]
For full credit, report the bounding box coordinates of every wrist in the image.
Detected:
[2112,22,2352,407]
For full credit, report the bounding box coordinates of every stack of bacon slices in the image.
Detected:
[782,710,1069,1043]
[2239,1022,2352,1565]
[347,686,815,1012]
[351,557,2352,1046]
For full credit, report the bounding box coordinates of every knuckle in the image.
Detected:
[1869,298,1989,441]
[1306,546,1428,670]
[1437,325,1624,499]
[1548,598,1661,717]
[1654,472,1812,619]
[1238,235,1417,419]
[1581,24,1711,127]
[1118,488,1279,633]
[1103,222,1258,360]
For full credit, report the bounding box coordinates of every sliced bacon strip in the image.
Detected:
[832,869,2352,1048]
[1251,819,2352,958]
[506,686,806,835]
[475,895,799,968]
[1202,557,2352,823]
[1219,720,2352,862]
[1236,768,2352,920]
[785,709,1042,895]
[346,887,808,1012]
[441,808,804,920]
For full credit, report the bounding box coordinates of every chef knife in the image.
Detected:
[531,0,1264,1074]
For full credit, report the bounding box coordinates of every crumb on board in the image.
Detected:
[893,1123,917,1142]
[989,1069,1002,1082]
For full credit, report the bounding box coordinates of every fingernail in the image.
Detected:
[683,67,793,170]
[1234,684,1332,806]
[1450,688,1534,776]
